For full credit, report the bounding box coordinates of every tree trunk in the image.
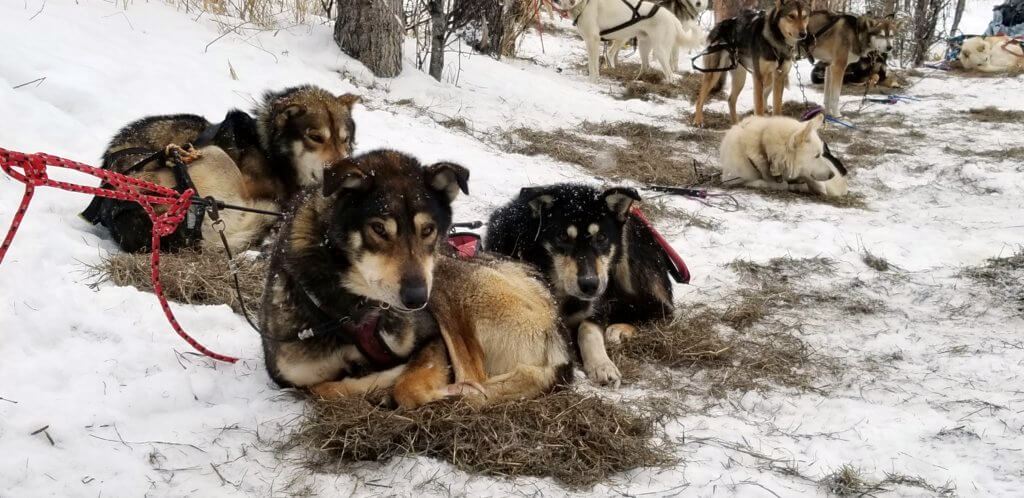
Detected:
[428,0,446,81]
[335,0,404,78]
[949,0,966,35]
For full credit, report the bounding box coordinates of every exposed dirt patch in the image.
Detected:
[961,248,1024,315]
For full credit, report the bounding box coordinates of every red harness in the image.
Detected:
[0,147,240,363]
[631,206,691,284]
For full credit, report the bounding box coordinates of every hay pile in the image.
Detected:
[964,106,1024,124]
[93,249,267,315]
[288,390,676,488]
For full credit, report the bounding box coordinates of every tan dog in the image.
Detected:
[960,36,1024,73]
[804,12,899,116]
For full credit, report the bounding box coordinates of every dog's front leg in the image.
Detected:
[827,56,847,116]
[584,34,603,81]
[579,320,621,387]
[752,69,766,116]
[309,365,406,400]
[771,65,787,116]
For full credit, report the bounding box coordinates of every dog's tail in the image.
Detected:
[675,18,705,52]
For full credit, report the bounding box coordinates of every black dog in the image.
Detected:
[486,184,674,387]
[811,51,890,85]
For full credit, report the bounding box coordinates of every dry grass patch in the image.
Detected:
[862,249,891,272]
[965,106,1024,124]
[505,123,717,186]
[597,63,708,102]
[286,390,676,488]
[754,188,869,209]
[642,198,721,231]
[91,250,267,314]
[961,248,1024,315]
[729,256,836,284]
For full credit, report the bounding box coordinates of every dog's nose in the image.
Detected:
[577,275,600,296]
[798,30,808,39]
[399,283,429,309]
[886,44,893,52]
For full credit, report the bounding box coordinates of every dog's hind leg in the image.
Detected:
[693,52,723,126]
[827,56,846,116]
[392,340,452,409]
[727,68,747,123]
[637,36,653,79]
[606,39,625,69]
[752,68,766,116]
[653,43,676,82]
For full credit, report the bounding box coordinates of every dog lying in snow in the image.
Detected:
[719,114,849,197]
[959,36,1024,73]
[553,0,704,82]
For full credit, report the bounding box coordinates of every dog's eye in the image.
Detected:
[306,132,326,144]
[595,233,607,243]
[370,222,388,238]
[816,153,822,158]
[558,233,571,243]
[421,224,435,238]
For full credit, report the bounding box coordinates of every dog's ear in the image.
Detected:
[600,187,641,222]
[323,158,370,197]
[424,162,470,203]
[273,102,306,128]
[791,114,824,148]
[859,16,876,33]
[519,187,556,217]
[338,93,361,110]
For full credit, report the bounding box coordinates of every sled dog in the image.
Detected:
[719,114,848,197]
[486,185,675,388]
[811,51,897,88]
[959,36,1024,73]
[81,85,359,253]
[693,0,811,127]
[554,0,704,81]
[261,150,571,408]
[804,12,899,116]
[605,0,709,71]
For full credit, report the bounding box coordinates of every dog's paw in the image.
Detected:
[604,323,638,345]
[585,359,621,388]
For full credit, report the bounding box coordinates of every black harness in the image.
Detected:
[573,0,662,39]
[801,13,858,64]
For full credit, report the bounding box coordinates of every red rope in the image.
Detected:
[0,147,239,363]
[630,205,691,284]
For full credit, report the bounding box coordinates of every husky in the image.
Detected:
[693,0,811,127]
[261,150,571,408]
[811,51,897,88]
[605,0,709,71]
[553,0,704,82]
[803,12,898,116]
[486,185,675,387]
[719,114,848,197]
[81,85,359,253]
[959,36,1024,73]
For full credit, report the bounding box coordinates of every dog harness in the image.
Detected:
[573,0,662,38]
[79,119,229,250]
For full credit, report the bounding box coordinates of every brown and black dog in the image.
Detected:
[261,150,572,408]
[82,85,359,254]
[693,0,810,126]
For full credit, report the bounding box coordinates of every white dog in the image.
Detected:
[720,115,849,197]
[553,0,704,81]
[960,36,1024,73]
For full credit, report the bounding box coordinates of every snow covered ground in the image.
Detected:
[1,1,1023,496]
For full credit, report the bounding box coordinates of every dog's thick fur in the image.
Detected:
[804,12,898,116]
[719,114,848,197]
[261,150,571,408]
[811,51,897,87]
[959,36,1024,73]
[486,184,674,387]
[555,0,703,81]
[693,0,810,127]
[84,85,359,253]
